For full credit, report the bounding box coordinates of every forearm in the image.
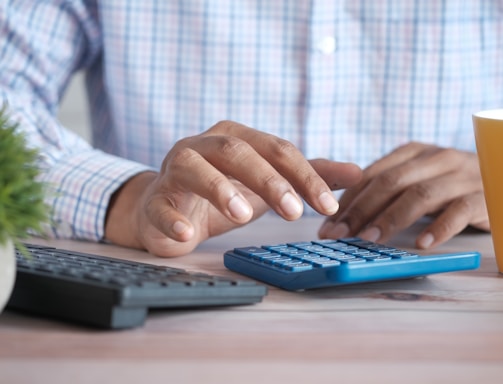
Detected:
[1,0,149,242]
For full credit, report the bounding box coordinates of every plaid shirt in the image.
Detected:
[1,0,503,241]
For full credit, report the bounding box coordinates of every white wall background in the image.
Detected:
[57,72,91,143]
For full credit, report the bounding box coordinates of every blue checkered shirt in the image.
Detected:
[1,0,503,241]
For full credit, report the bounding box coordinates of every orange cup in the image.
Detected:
[473,109,503,273]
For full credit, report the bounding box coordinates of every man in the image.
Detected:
[0,1,495,257]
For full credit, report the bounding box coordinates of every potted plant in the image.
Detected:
[0,105,49,312]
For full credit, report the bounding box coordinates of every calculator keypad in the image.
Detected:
[233,237,418,272]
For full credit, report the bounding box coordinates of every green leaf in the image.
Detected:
[0,104,50,247]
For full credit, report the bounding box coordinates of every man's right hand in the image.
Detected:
[105,120,362,257]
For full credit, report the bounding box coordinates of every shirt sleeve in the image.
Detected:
[0,0,153,241]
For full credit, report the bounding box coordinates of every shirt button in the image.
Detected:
[316,36,337,55]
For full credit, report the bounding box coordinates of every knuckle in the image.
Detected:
[211,120,235,132]
[432,218,457,238]
[432,198,475,238]
[375,170,401,190]
[343,205,368,230]
[453,195,475,215]
[436,147,461,163]
[298,173,327,201]
[270,137,297,158]
[172,146,197,162]
[408,183,434,202]
[396,141,415,151]
[301,173,317,190]
[205,174,229,196]
[218,136,248,157]
[376,211,399,231]
[396,141,421,152]
[261,173,285,191]
[163,146,197,171]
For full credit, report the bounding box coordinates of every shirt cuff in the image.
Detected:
[39,149,155,241]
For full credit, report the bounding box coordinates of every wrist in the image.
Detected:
[105,171,158,248]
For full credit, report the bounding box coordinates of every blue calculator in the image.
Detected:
[223,237,481,291]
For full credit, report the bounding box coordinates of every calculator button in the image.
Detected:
[331,254,355,260]
[314,250,340,257]
[363,255,392,261]
[327,244,358,252]
[259,254,286,262]
[300,254,323,261]
[282,262,313,272]
[337,257,367,264]
[267,257,293,265]
[310,259,342,268]
[234,247,272,257]
[394,252,419,259]
[293,244,327,252]
[262,244,288,251]
[286,242,313,247]
[351,249,371,255]
[279,249,309,257]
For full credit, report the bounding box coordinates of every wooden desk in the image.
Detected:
[1,216,503,383]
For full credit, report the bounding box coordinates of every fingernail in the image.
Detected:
[280,192,303,218]
[173,220,190,235]
[319,191,339,215]
[359,226,381,242]
[321,222,349,238]
[418,232,434,248]
[228,194,252,220]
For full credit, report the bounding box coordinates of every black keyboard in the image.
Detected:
[7,243,267,329]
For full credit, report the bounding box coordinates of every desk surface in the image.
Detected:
[1,216,503,384]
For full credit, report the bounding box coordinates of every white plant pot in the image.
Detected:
[0,239,16,313]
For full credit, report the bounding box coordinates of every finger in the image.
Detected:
[416,191,489,249]
[322,146,463,238]
[162,146,256,223]
[146,148,256,244]
[357,165,484,244]
[143,191,196,243]
[335,142,430,211]
[245,132,340,215]
[201,126,340,217]
[355,172,469,242]
[180,135,306,220]
[308,159,362,190]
